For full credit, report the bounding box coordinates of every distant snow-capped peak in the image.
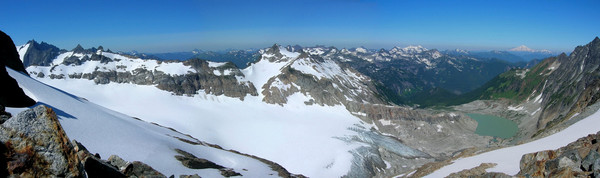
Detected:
[509,45,536,52]
[509,45,552,53]
[390,45,428,55]
[452,49,469,54]
[354,47,368,53]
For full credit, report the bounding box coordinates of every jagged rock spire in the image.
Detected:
[72,44,86,53]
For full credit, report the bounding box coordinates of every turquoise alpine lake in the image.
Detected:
[466,113,518,139]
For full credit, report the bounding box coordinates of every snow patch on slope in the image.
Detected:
[241,59,288,93]
[16,43,30,62]
[291,58,344,80]
[508,105,524,111]
[279,46,300,58]
[208,61,227,68]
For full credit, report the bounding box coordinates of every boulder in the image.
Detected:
[107,155,129,171]
[0,105,83,177]
[174,149,224,170]
[123,161,166,178]
[83,156,125,178]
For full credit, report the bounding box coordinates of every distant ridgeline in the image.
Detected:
[16,40,550,107]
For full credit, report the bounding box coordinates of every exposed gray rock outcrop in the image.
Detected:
[0,105,165,177]
[517,131,600,177]
[174,149,241,177]
[0,105,83,177]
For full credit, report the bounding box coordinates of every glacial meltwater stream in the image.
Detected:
[466,113,518,139]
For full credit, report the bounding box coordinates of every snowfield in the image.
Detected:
[426,106,600,177]
[6,68,283,177]
[9,66,368,177]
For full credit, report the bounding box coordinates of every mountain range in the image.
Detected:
[19,40,550,107]
[123,44,556,64]
[4,36,600,177]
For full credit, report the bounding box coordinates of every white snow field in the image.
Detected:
[6,68,282,177]
[426,107,600,177]
[8,67,367,177]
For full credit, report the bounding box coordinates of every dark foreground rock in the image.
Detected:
[517,131,600,177]
[0,105,83,177]
[0,105,165,177]
[0,30,36,108]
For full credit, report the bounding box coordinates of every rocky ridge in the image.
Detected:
[20,41,258,99]
[18,40,523,106]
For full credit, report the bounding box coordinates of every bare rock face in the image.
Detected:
[517,131,600,177]
[0,105,83,177]
[0,105,165,177]
[174,149,241,177]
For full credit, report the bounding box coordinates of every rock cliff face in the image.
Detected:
[20,40,63,67]
[536,37,600,132]
[159,59,257,98]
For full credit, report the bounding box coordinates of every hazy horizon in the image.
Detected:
[2,0,598,53]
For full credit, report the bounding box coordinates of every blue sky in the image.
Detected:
[1,0,598,53]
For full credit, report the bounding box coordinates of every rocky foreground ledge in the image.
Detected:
[0,105,165,177]
[444,131,600,178]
